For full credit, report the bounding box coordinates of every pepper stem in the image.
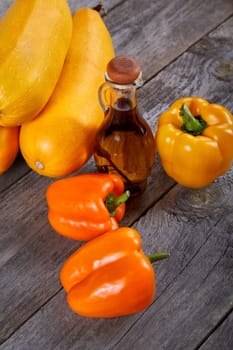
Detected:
[180,103,207,135]
[106,190,130,217]
[147,252,170,263]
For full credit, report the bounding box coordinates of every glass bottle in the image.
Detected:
[94,56,155,196]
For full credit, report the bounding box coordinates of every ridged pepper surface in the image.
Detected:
[155,97,233,188]
[46,173,129,241]
[60,227,169,318]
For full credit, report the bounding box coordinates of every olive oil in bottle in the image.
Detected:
[94,56,155,196]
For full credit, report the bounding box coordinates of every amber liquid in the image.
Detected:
[94,98,155,196]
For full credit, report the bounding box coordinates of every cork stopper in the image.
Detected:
[106,56,141,84]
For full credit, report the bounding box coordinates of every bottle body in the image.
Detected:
[94,96,155,196]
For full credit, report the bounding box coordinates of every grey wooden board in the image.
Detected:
[3,170,232,350]
[0,154,30,193]
[108,174,233,350]
[199,311,233,350]
[0,0,233,349]
[105,0,233,80]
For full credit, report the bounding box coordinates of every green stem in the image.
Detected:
[147,252,170,263]
[105,190,130,217]
[180,103,207,135]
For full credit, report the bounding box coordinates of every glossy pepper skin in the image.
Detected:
[46,173,129,241]
[155,97,233,188]
[60,227,168,318]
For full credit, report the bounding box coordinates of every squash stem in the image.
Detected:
[93,2,107,15]
[180,103,207,135]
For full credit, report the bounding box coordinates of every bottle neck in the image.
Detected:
[107,82,137,110]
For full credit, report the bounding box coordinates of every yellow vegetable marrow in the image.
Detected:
[20,8,115,177]
[0,0,72,126]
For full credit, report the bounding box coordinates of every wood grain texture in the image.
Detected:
[1,159,232,350]
[0,154,30,193]
[199,311,233,350]
[0,0,233,349]
[109,172,233,350]
[0,158,174,343]
[105,0,233,80]
[138,15,233,117]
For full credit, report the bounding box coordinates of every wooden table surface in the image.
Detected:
[1,0,233,349]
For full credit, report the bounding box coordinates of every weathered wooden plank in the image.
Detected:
[137,15,233,124]
[104,16,233,349]
[1,13,233,350]
[1,148,232,350]
[107,173,233,350]
[105,0,233,80]
[0,154,30,193]
[0,0,12,14]
[1,0,232,81]
[0,158,174,344]
[123,14,233,222]
[199,311,233,350]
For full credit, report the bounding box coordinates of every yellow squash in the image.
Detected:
[20,8,115,177]
[0,0,72,126]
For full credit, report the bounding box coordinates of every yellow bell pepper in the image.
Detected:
[155,97,233,188]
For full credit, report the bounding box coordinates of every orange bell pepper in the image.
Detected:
[46,173,130,241]
[155,97,233,188]
[60,227,169,318]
